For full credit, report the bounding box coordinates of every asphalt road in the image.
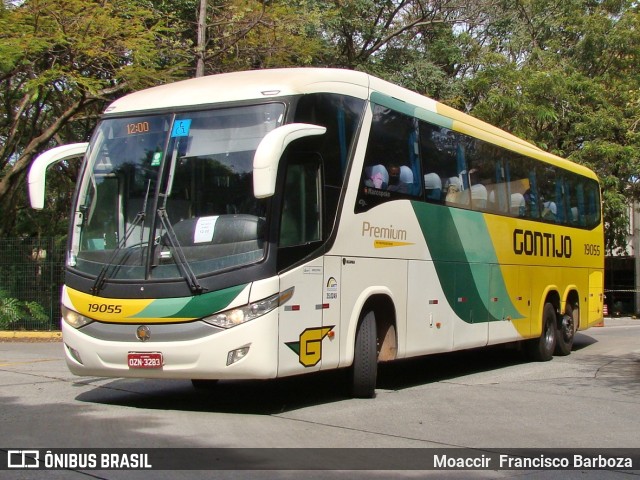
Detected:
[1,318,639,479]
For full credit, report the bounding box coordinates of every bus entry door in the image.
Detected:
[277,258,332,377]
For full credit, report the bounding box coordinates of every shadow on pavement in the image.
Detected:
[74,341,575,414]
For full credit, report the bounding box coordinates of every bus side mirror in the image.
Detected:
[253,123,326,198]
[28,143,88,209]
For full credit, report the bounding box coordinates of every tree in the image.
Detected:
[158,0,329,77]
[0,288,48,330]
[0,0,189,236]
[456,0,640,253]
[323,0,473,98]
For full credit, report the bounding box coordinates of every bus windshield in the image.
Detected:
[70,103,285,284]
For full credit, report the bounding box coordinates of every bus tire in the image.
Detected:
[554,304,577,356]
[525,302,556,362]
[350,310,378,398]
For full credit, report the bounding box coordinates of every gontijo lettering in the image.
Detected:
[513,228,572,258]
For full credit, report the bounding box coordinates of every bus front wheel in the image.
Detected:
[350,310,378,398]
[525,302,557,361]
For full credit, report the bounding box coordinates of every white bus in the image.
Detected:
[29,68,604,397]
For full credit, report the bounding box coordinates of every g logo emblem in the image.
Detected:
[136,325,151,342]
[285,326,334,367]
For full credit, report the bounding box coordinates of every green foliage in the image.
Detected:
[0,289,48,329]
[0,0,187,97]
[212,0,328,71]
[158,0,330,75]
[322,0,467,99]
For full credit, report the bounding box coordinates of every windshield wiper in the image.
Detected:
[91,180,152,295]
[151,136,204,295]
[156,208,204,294]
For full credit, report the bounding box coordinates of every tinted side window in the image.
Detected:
[420,123,457,205]
[280,160,322,247]
[294,93,364,187]
[356,104,422,212]
[420,122,496,211]
[355,101,601,228]
[418,120,600,228]
[294,93,365,233]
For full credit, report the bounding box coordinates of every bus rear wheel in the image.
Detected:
[525,302,556,362]
[350,310,378,398]
[555,304,577,356]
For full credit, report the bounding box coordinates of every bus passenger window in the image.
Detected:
[537,166,558,222]
[356,104,421,212]
[279,161,322,248]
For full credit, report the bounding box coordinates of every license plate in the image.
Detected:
[128,352,163,369]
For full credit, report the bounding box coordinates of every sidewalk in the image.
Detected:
[601,316,640,327]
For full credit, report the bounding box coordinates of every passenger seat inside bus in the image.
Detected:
[470,183,488,209]
[510,193,525,216]
[388,166,415,194]
[364,164,389,190]
[424,173,442,201]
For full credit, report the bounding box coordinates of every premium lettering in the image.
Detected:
[362,221,407,241]
[513,229,572,258]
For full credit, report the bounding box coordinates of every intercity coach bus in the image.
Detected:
[29,68,604,397]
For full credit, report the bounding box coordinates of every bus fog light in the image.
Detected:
[65,344,83,365]
[227,345,250,366]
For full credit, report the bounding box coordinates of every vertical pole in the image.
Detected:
[634,201,640,315]
[49,237,53,331]
[195,0,207,78]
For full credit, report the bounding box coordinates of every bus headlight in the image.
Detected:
[203,288,293,329]
[61,305,93,329]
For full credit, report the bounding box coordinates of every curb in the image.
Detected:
[0,331,62,340]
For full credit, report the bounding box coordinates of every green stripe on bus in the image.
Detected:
[411,202,521,323]
[131,283,248,319]
[370,92,454,130]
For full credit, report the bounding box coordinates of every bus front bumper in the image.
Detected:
[60,312,279,380]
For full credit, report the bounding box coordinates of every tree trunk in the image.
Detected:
[195,0,207,78]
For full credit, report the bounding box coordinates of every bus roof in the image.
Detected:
[104,68,371,115]
[104,68,597,181]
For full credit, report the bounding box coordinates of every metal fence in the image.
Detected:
[0,237,65,331]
